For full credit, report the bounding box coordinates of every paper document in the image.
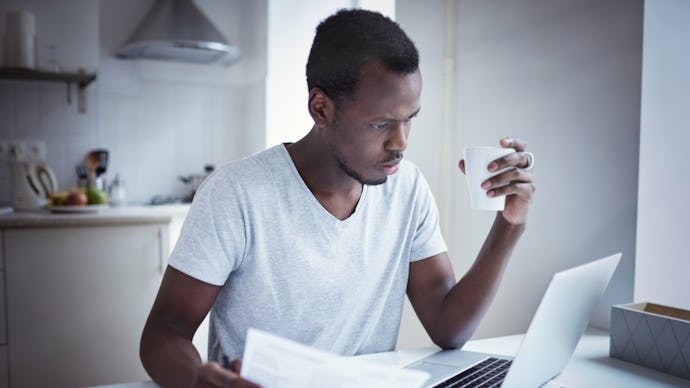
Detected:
[241,328,430,388]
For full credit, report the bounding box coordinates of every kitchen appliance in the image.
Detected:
[85,149,109,190]
[11,161,58,211]
[117,0,240,66]
[179,164,215,202]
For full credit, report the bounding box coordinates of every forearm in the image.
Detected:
[434,214,525,348]
[140,321,204,388]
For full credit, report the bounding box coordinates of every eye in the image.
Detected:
[403,117,415,128]
[369,122,389,130]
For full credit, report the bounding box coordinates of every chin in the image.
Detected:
[358,170,389,185]
[362,176,388,186]
[345,168,387,186]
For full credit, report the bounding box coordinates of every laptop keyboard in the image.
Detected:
[431,357,512,388]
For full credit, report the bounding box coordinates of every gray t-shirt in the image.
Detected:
[168,144,447,361]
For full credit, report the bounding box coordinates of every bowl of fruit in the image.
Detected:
[47,186,109,213]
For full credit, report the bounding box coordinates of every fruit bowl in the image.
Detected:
[48,186,109,209]
[46,204,109,214]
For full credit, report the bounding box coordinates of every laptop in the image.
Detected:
[403,253,622,388]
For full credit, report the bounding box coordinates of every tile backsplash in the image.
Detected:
[0,61,265,206]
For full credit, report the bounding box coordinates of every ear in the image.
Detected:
[308,88,335,129]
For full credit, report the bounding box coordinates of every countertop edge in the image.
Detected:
[0,205,191,228]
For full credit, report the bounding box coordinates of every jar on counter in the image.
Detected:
[108,174,126,206]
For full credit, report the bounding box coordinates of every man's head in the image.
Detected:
[306,9,421,186]
[306,9,419,105]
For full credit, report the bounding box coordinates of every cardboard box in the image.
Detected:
[610,302,690,380]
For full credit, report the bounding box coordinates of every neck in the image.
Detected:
[286,128,363,220]
[287,128,362,196]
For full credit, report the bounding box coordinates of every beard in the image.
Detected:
[328,142,388,186]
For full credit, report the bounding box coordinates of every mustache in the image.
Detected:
[381,153,403,165]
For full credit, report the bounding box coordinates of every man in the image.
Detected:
[140,9,535,388]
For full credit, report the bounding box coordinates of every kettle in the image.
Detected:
[11,161,58,211]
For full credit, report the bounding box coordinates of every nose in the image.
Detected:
[385,122,409,152]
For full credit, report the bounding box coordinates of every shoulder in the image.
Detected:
[204,145,287,188]
[189,145,289,211]
[222,145,285,176]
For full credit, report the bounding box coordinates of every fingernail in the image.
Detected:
[488,162,497,172]
[481,181,491,189]
[487,190,494,197]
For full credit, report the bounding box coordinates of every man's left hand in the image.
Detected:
[459,137,535,225]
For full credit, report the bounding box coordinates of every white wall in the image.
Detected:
[397,0,642,346]
[265,0,395,148]
[265,0,351,147]
[635,0,690,311]
[0,0,267,204]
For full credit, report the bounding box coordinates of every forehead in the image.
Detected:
[340,62,422,118]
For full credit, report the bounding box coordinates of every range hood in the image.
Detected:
[117,0,240,66]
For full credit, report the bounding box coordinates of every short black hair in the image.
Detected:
[306,9,419,103]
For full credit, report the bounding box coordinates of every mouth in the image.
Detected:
[379,157,402,175]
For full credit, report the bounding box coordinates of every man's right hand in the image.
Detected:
[192,359,261,387]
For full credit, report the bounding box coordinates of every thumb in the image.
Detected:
[230,358,243,374]
[458,159,466,175]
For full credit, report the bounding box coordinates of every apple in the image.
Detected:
[65,191,88,206]
[86,186,108,205]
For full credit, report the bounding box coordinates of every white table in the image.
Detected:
[97,329,690,387]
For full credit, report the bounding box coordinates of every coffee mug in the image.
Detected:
[463,146,515,211]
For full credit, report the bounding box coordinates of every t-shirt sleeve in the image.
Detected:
[409,170,448,262]
[168,170,246,285]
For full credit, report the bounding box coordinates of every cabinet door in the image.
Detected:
[0,229,6,346]
[5,224,167,388]
[0,345,7,388]
[0,231,6,388]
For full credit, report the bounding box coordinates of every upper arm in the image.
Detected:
[407,252,456,336]
[145,265,222,339]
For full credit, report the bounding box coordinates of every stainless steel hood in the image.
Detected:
[117,0,240,66]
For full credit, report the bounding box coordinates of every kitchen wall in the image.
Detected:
[396,0,642,347]
[635,0,690,311]
[0,0,267,205]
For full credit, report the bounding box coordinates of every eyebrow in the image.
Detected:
[408,108,421,119]
[372,108,420,122]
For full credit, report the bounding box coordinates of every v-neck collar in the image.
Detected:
[278,144,368,227]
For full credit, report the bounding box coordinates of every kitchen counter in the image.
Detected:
[0,204,191,228]
[1,203,193,387]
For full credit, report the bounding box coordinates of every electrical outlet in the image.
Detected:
[0,140,9,161]
[25,140,47,161]
[8,140,26,162]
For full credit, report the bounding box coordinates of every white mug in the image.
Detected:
[463,146,514,211]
